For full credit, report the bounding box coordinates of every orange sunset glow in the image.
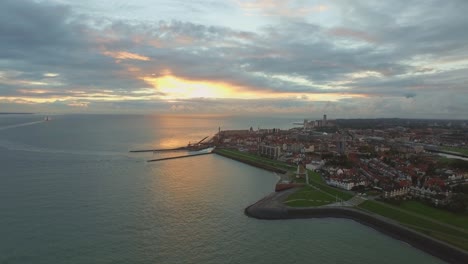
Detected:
[141,74,249,99]
[141,73,367,101]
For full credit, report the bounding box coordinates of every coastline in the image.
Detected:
[213,148,287,174]
[212,150,468,263]
[245,189,468,264]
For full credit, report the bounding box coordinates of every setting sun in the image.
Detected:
[142,74,241,99]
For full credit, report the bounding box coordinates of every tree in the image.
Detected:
[447,194,468,213]
[425,163,436,176]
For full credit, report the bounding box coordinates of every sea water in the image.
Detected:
[0,114,445,263]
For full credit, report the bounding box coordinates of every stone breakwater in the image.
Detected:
[245,189,468,264]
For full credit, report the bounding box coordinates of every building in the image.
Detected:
[337,138,346,155]
[383,187,409,198]
[259,144,281,159]
[296,161,307,178]
[306,160,324,171]
[326,179,366,191]
[303,145,315,153]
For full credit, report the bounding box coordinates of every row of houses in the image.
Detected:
[326,178,367,191]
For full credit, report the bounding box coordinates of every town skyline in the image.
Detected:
[1,0,468,118]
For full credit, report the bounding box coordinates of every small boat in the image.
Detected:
[44,116,51,121]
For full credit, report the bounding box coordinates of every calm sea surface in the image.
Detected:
[0,114,445,263]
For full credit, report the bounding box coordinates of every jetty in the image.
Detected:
[130,136,212,153]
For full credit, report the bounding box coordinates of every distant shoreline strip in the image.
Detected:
[0,113,34,115]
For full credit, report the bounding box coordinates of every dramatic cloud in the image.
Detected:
[0,0,467,118]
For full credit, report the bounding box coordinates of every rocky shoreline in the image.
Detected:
[245,189,468,264]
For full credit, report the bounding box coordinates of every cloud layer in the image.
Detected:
[0,0,467,118]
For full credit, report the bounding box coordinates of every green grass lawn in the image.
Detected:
[306,171,354,200]
[290,170,353,201]
[285,171,353,208]
[291,170,353,201]
[285,186,335,207]
[309,170,325,184]
[442,146,468,156]
[358,200,468,251]
[397,200,468,230]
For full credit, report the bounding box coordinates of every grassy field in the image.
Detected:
[292,170,353,201]
[309,170,325,184]
[215,148,295,171]
[307,171,354,200]
[285,186,335,207]
[397,200,468,230]
[359,200,468,251]
[442,146,468,156]
[287,171,353,207]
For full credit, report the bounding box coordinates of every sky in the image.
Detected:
[1,0,467,118]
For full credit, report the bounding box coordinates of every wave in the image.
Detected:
[0,120,44,131]
[0,139,139,160]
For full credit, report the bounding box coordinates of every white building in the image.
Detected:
[259,144,281,159]
[306,160,324,171]
[383,187,409,198]
[326,179,366,191]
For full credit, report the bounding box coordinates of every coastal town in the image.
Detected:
[128,114,468,260]
[212,115,468,259]
[214,115,468,213]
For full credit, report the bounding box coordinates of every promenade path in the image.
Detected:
[363,199,468,237]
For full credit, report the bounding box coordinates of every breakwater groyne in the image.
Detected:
[130,147,185,153]
[147,152,212,162]
[245,191,468,264]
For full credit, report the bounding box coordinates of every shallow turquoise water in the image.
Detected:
[0,115,445,263]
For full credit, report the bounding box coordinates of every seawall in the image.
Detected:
[213,149,287,174]
[245,191,468,264]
